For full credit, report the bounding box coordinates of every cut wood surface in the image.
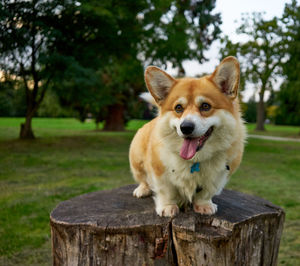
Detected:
[50,184,285,266]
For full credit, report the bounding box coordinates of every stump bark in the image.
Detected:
[50,185,284,266]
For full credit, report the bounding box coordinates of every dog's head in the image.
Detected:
[144,57,241,161]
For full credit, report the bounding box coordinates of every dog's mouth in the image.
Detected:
[179,126,214,160]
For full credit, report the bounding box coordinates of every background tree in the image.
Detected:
[93,0,222,130]
[53,0,222,131]
[0,0,72,138]
[275,0,300,126]
[141,0,221,75]
[50,0,147,130]
[0,0,222,134]
[220,13,283,131]
[107,0,221,129]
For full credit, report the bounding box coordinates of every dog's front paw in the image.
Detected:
[133,184,152,198]
[157,205,179,217]
[193,202,217,215]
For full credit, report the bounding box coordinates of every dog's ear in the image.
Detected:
[209,56,240,99]
[144,66,176,104]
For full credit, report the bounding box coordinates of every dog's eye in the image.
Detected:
[200,102,211,111]
[175,104,184,113]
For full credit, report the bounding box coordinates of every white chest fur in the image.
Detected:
[150,145,229,205]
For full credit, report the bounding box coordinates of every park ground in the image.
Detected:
[0,118,299,265]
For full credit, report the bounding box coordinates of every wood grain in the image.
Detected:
[50,185,284,266]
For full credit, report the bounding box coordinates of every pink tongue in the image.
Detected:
[180,138,200,160]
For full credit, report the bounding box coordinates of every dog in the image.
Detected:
[129,56,246,217]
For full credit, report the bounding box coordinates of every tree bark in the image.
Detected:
[50,185,285,266]
[256,91,265,131]
[20,114,35,139]
[19,76,49,139]
[103,104,125,131]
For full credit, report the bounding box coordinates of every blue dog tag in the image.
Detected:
[190,162,200,173]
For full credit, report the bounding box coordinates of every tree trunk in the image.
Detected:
[256,92,265,131]
[20,115,35,139]
[50,185,285,266]
[103,104,125,131]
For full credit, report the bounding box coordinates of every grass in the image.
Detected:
[246,123,300,138]
[0,118,299,265]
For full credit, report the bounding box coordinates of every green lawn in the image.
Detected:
[247,123,300,138]
[0,118,299,265]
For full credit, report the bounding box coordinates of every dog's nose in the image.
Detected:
[180,121,195,135]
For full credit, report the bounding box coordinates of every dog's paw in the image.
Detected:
[133,184,152,198]
[193,202,217,215]
[158,205,179,217]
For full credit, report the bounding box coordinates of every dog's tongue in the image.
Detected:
[180,138,199,160]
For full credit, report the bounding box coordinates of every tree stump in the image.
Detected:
[50,185,285,266]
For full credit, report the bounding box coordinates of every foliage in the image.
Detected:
[37,89,75,118]
[48,0,125,121]
[0,1,222,132]
[0,76,15,116]
[275,0,300,126]
[140,0,221,72]
[51,0,222,129]
[220,13,284,130]
[275,82,300,125]
[221,1,300,128]
[266,105,278,123]
[0,75,27,117]
[243,96,257,123]
[0,0,79,138]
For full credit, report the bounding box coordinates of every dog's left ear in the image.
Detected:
[144,66,176,104]
[209,56,240,99]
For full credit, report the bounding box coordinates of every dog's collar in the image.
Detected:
[191,163,230,174]
[190,162,200,173]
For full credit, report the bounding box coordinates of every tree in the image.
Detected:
[275,0,300,126]
[105,0,222,129]
[141,0,222,74]
[99,57,144,131]
[50,0,146,131]
[54,0,222,131]
[220,13,284,131]
[98,0,222,130]
[0,0,73,138]
[0,0,222,134]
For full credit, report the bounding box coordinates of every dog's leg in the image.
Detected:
[133,182,152,198]
[130,159,152,198]
[193,171,228,215]
[153,185,179,217]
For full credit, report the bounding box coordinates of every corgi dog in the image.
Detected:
[129,56,246,217]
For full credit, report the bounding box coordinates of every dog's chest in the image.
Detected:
[161,150,227,200]
[164,156,204,189]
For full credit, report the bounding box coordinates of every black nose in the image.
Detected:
[180,121,195,135]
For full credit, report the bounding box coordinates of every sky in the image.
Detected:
[167,0,296,101]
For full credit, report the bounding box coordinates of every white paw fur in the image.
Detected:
[193,201,217,215]
[133,184,152,198]
[157,204,179,217]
